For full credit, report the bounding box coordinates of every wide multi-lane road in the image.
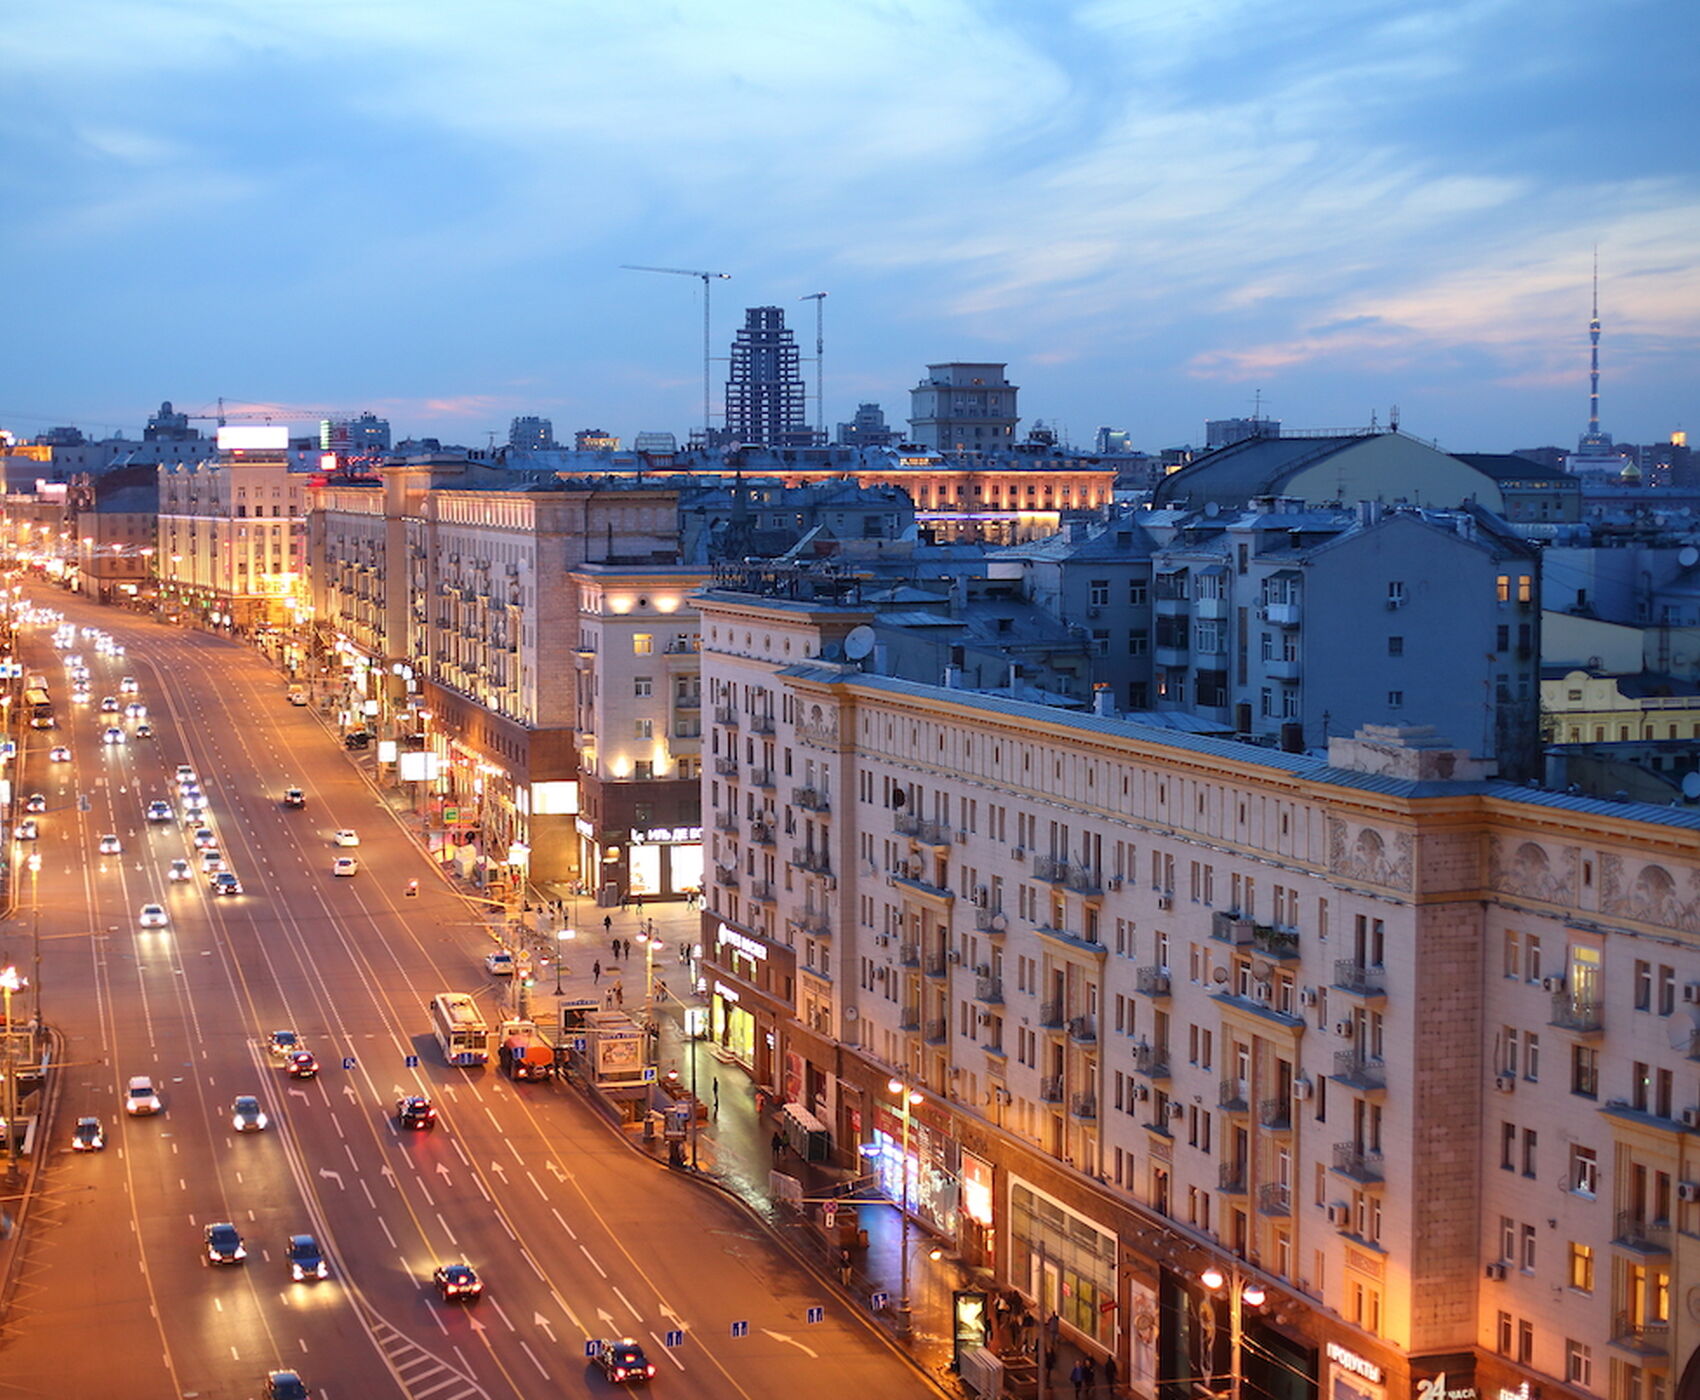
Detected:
[2,595,924,1400]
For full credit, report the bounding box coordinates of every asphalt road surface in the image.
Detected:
[0,594,931,1400]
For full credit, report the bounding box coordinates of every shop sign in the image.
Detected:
[1413,1368,1478,1400]
[713,981,741,1003]
[961,1153,994,1227]
[630,826,702,845]
[1328,1344,1384,1385]
[716,923,768,961]
[576,816,596,839]
[1497,1387,1532,1400]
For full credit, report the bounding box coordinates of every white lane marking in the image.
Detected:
[550,1288,586,1333]
[529,1173,548,1200]
[650,1330,687,1371]
[497,1214,516,1242]
[359,1178,376,1209]
[612,1286,643,1322]
[436,1212,458,1246]
[576,1243,606,1278]
[520,1249,546,1283]
[488,1297,516,1332]
[506,1138,524,1165]
[451,1137,470,1166]
[472,1173,491,1203]
[377,1216,395,1247]
[518,1340,549,1378]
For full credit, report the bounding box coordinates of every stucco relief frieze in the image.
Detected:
[1326,818,1413,891]
[1486,837,1579,906]
[1599,853,1700,934]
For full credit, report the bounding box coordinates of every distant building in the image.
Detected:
[1204,415,1281,450]
[320,413,391,455]
[143,401,200,442]
[907,363,1018,452]
[837,403,900,449]
[1092,427,1132,455]
[509,416,556,451]
[574,428,620,452]
[725,307,810,447]
[633,432,678,455]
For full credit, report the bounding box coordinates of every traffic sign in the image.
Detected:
[823,1204,837,1226]
[730,1320,749,1338]
[404,1054,419,1068]
[585,1339,602,1357]
[664,1329,684,1348]
[572,1037,587,1053]
[806,1306,824,1325]
[642,1067,656,1082]
[342,1056,356,1070]
[871,1291,889,1311]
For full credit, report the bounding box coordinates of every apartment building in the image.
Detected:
[696,568,1700,1400]
[157,429,306,629]
[569,563,706,900]
[308,455,679,886]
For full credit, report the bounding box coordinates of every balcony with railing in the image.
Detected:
[1251,924,1301,960]
[974,905,1007,934]
[1218,1161,1247,1194]
[1332,1050,1388,1091]
[1070,1092,1098,1121]
[898,942,920,968]
[1039,1076,1064,1103]
[748,880,776,905]
[1333,959,1387,997]
[889,861,952,901]
[1136,966,1172,997]
[1258,1182,1291,1216]
[1332,1142,1385,1183]
[1067,1014,1097,1044]
[793,786,830,812]
[1259,1095,1292,1131]
[899,1004,921,1031]
[1219,1079,1249,1112]
[748,821,775,847]
[1211,912,1254,946]
[1611,1312,1671,1356]
[791,846,832,875]
[924,1018,948,1045]
[713,809,739,832]
[1132,1043,1170,1078]
[714,704,740,726]
[1038,1000,1064,1030]
[714,864,740,888]
[895,812,954,847]
[749,767,774,789]
[795,910,832,937]
[1034,854,1104,895]
[973,974,1004,1004]
[1551,989,1604,1034]
[1613,1211,1672,1255]
[747,713,775,735]
[924,953,947,979]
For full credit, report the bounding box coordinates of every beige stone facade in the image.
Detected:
[697,581,1700,1400]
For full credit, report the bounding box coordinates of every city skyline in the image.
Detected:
[5,0,1698,453]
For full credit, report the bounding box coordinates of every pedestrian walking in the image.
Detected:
[620,890,630,911]
[1045,1347,1059,1379]
[1071,1360,1086,1400]
[614,981,624,1006]
[593,959,602,984]
[770,1130,784,1159]
[712,1077,720,1117]
[837,1246,852,1285]
[1046,1311,1061,1344]
[1083,1356,1096,1396]
[604,988,615,1008]
[1103,1354,1118,1397]
[603,914,613,938]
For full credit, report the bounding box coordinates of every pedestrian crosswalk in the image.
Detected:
[368,1315,492,1400]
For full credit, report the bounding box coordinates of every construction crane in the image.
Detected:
[799,292,827,445]
[621,265,730,443]
[185,398,363,429]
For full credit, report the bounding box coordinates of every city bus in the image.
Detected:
[430,992,491,1066]
[24,687,54,729]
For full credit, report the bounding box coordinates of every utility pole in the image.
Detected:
[621,265,732,445]
[799,292,827,444]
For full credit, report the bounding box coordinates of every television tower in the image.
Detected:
[1580,248,1612,453]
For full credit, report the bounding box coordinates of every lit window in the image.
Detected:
[633,634,653,655]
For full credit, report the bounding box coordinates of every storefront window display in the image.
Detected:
[871,1107,960,1238]
[1010,1180,1116,1348]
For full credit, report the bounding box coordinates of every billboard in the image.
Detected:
[217,425,289,451]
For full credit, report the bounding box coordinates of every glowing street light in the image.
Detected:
[1198,1261,1267,1400]
[887,1077,923,1336]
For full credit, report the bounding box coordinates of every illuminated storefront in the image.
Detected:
[870,1100,960,1239]
[1011,1179,1117,1349]
[702,917,792,1087]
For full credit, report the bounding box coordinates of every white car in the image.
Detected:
[49,746,71,762]
[200,848,225,873]
[124,702,146,720]
[167,858,192,882]
[102,727,124,746]
[99,696,119,713]
[174,765,196,787]
[119,676,138,694]
[14,818,37,841]
[332,856,358,877]
[146,799,174,822]
[125,1076,161,1115]
[98,834,122,855]
[139,903,169,928]
[333,830,360,847]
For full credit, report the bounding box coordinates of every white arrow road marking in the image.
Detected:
[762,1329,818,1358]
[317,1168,343,1190]
[596,1308,618,1331]
[489,1160,508,1184]
[287,1087,310,1102]
[545,1159,571,1183]
[341,1083,358,1103]
[435,1162,453,1185]
[378,1164,398,1190]
[533,1313,556,1343]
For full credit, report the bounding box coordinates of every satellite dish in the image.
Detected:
[1252,959,1274,983]
[1212,967,1230,984]
[1204,501,1221,517]
[843,1006,859,1022]
[1682,547,1699,569]
[1683,773,1700,801]
[844,626,875,661]
[991,913,1008,932]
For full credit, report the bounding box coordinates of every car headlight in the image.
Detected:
[255,1114,267,1129]
[292,1264,304,1279]
[317,1262,329,1277]
[233,1246,246,1259]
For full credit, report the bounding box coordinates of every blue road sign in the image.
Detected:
[642,1067,656,1081]
[731,1320,749,1338]
[404,1054,419,1068]
[572,1037,587,1053]
[871,1291,890,1311]
[341,1056,356,1070]
[806,1306,824,1325]
[585,1340,601,1357]
[665,1329,684,1348]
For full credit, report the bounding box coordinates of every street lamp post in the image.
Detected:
[887,1078,922,1337]
[1,965,23,1180]
[555,924,574,996]
[641,918,658,1027]
[1200,1262,1266,1400]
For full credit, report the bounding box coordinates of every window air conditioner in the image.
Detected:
[1682,1107,1700,1129]
[1333,1020,1354,1038]
[1541,976,1565,993]
[1494,1075,1515,1093]
[1291,1079,1312,1101]
[1326,1203,1350,1226]
[1678,1181,1700,1203]
[1300,987,1318,1007]
[1484,1262,1507,1281]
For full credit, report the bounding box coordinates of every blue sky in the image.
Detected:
[3,0,1696,454]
